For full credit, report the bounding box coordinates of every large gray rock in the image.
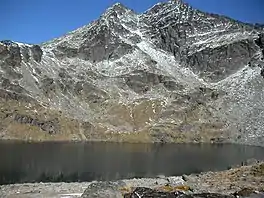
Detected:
[81,182,123,198]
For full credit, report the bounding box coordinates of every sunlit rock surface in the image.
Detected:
[0,0,264,145]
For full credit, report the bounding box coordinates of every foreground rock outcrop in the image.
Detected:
[1,0,264,145]
[184,162,264,195]
[124,188,237,198]
[82,162,264,197]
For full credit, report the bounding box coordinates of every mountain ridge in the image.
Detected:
[0,0,264,145]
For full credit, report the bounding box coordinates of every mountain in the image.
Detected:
[0,0,264,145]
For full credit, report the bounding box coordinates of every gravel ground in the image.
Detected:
[0,177,184,198]
[0,182,89,198]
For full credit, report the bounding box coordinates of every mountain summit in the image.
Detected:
[0,1,264,145]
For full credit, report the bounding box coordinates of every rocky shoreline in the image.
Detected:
[1,162,263,198]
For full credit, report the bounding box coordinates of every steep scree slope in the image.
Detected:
[0,0,264,145]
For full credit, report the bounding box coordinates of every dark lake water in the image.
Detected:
[0,142,264,184]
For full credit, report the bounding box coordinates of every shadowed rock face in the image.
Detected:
[0,42,22,67]
[187,40,259,81]
[255,33,264,50]
[31,45,43,62]
[124,70,164,93]
[255,33,264,76]
[0,41,43,65]
[78,26,134,62]
[0,1,264,144]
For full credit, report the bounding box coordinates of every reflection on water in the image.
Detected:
[0,142,264,184]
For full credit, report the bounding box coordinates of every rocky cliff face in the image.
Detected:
[1,0,264,145]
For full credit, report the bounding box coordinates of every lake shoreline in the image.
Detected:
[1,132,261,146]
[0,139,263,148]
[1,162,263,198]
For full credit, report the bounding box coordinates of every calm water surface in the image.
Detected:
[0,142,264,184]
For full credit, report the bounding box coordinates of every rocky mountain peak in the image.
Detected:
[144,0,189,15]
[1,1,264,146]
[168,0,187,6]
[102,2,135,19]
[109,2,129,11]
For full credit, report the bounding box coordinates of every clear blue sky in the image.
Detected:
[1,0,263,44]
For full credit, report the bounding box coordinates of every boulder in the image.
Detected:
[81,182,123,198]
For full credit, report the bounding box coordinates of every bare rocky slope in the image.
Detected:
[0,0,264,145]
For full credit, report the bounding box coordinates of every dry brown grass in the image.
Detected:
[186,162,264,194]
[0,99,83,141]
[0,96,230,143]
[155,184,191,192]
